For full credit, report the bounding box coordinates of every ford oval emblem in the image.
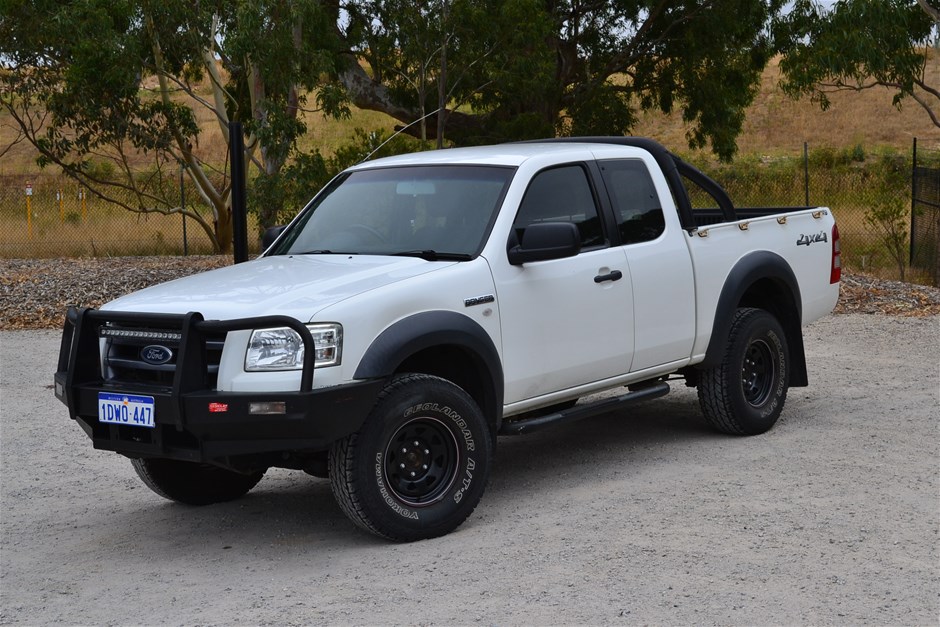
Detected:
[141,345,173,365]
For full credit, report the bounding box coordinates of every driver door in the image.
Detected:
[493,163,635,405]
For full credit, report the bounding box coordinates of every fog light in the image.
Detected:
[249,401,286,415]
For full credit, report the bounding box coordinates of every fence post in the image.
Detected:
[25,182,33,239]
[910,137,917,266]
[229,121,248,264]
[803,142,810,207]
[180,162,188,256]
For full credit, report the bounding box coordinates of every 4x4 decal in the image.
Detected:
[797,231,828,246]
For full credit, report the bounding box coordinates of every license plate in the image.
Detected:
[98,392,155,428]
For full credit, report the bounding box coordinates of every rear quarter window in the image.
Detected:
[599,160,665,244]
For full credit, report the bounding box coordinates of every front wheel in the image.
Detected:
[329,374,492,541]
[131,458,265,505]
[698,307,790,435]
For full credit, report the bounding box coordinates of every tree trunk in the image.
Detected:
[215,206,233,253]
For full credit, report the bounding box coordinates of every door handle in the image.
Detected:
[594,270,623,283]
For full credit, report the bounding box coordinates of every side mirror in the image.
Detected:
[507,222,582,265]
[261,225,287,251]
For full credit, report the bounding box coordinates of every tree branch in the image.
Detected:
[916,0,940,24]
[907,85,940,127]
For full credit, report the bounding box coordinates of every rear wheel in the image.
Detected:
[131,458,265,505]
[329,374,492,541]
[698,307,789,435]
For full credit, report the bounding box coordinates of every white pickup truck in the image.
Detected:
[55,137,840,541]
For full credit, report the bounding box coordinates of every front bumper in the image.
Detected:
[55,308,384,462]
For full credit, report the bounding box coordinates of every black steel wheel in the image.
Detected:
[329,374,492,541]
[742,338,776,407]
[131,458,265,505]
[698,307,790,435]
[383,416,460,506]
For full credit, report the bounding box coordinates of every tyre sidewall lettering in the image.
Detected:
[371,407,476,511]
[453,456,476,504]
[357,378,491,535]
[373,452,419,520]
[403,403,476,452]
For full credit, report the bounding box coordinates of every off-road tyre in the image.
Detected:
[131,458,265,505]
[698,307,790,435]
[329,374,492,541]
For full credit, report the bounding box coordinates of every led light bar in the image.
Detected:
[99,328,183,342]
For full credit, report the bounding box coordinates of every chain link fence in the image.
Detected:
[0,173,262,258]
[0,141,927,284]
[911,139,940,285]
[677,142,917,283]
[693,143,913,280]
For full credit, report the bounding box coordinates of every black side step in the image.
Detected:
[498,381,670,436]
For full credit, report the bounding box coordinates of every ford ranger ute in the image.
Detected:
[55,137,841,541]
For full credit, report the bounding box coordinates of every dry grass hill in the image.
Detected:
[2,54,939,175]
[632,55,940,158]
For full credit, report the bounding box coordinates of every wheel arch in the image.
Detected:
[699,251,808,387]
[354,311,504,433]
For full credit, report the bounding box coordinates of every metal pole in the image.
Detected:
[229,122,249,264]
[910,137,917,266]
[26,184,32,239]
[803,142,810,207]
[180,162,188,256]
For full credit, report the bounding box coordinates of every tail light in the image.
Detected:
[830,223,841,284]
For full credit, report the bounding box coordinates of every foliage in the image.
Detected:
[865,195,910,281]
[342,0,786,159]
[0,0,347,249]
[776,0,940,128]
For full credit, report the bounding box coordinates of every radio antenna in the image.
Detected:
[358,108,443,164]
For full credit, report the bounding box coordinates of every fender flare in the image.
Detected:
[699,251,808,387]
[354,311,504,427]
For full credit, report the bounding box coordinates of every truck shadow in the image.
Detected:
[486,392,720,503]
[78,391,732,552]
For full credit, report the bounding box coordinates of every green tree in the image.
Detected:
[866,196,910,281]
[0,0,346,249]
[776,0,938,128]
[340,0,785,159]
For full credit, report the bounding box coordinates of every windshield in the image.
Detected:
[272,165,515,258]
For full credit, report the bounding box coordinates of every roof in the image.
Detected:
[346,140,655,170]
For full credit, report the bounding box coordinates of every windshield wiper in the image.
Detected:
[295,250,360,255]
[392,250,473,261]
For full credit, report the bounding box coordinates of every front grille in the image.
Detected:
[102,326,225,389]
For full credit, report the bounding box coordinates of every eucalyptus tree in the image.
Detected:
[340,0,787,159]
[0,0,345,250]
[776,0,938,129]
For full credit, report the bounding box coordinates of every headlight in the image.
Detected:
[245,323,342,371]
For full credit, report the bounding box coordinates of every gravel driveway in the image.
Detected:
[1,314,937,625]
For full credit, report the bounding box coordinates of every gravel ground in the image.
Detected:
[1,314,938,625]
[2,257,940,330]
